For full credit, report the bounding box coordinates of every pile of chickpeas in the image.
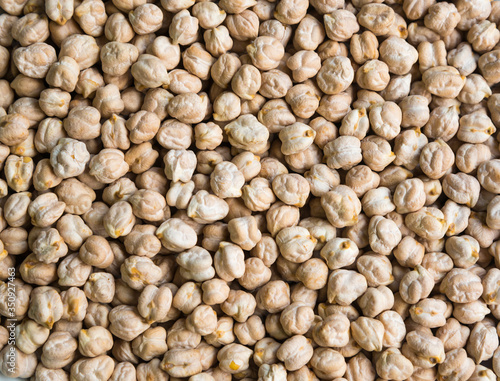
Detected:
[2,0,500,380]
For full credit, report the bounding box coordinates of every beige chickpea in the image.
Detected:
[27,192,65,228]
[128,3,162,35]
[63,105,101,141]
[468,20,500,54]
[230,64,262,101]
[4,155,33,192]
[219,290,255,324]
[257,70,291,101]
[356,59,390,91]
[214,242,245,282]
[0,345,34,378]
[345,166,379,199]
[59,34,100,71]
[327,269,368,306]
[156,218,197,253]
[104,12,135,43]
[19,252,58,286]
[316,56,354,95]
[70,355,115,381]
[458,75,492,106]
[458,112,496,144]
[194,122,223,151]
[183,43,216,82]
[273,226,315,264]
[131,327,168,362]
[338,108,370,140]
[361,135,395,172]
[246,36,283,71]
[74,0,107,37]
[78,326,113,358]
[312,313,350,348]
[424,104,460,141]
[409,298,448,328]
[380,74,412,103]
[258,99,296,134]
[13,42,57,79]
[376,348,414,381]
[100,42,139,77]
[399,95,430,128]
[325,136,363,173]
[131,54,170,91]
[304,164,339,198]
[88,149,129,185]
[136,285,172,325]
[92,84,124,119]
[419,139,455,179]
[287,51,321,83]
[211,54,241,92]
[406,328,442,361]
[55,178,95,216]
[275,335,313,371]
[0,114,30,147]
[323,10,358,42]
[75,68,104,99]
[44,0,73,25]
[317,92,351,123]
[45,56,80,94]
[109,305,149,342]
[269,173,309,208]
[212,92,240,122]
[167,92,209,125]
[209,161,245,199]
[478,160,500,193]
[367,102,401,140]
[361,187,395,218]
[292,14,323,50]
[160,348,203,378]
[357,253,393,287]
[437,348,475,381]
[176,246,214,282]
[38,89,70,119]
[27,286,63,330]
[367,215,402,256]
[185,190,228,224]
[279,123,316,157]
[422,66,466,99]
[82,271,114,303]
[448,42,478,77]
[192,2,225,29]
[16,317,50,355]
[321,185,362,228]
[422,2,461,37]
[41,330,77,369]
[379,36,418,76]
[357,4,395,36]
[467,321,499,364]
[4,191,30,227]
[351,317,384,352]
[440,268,483,303]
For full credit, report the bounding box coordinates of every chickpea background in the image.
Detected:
[1,0,500,379]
